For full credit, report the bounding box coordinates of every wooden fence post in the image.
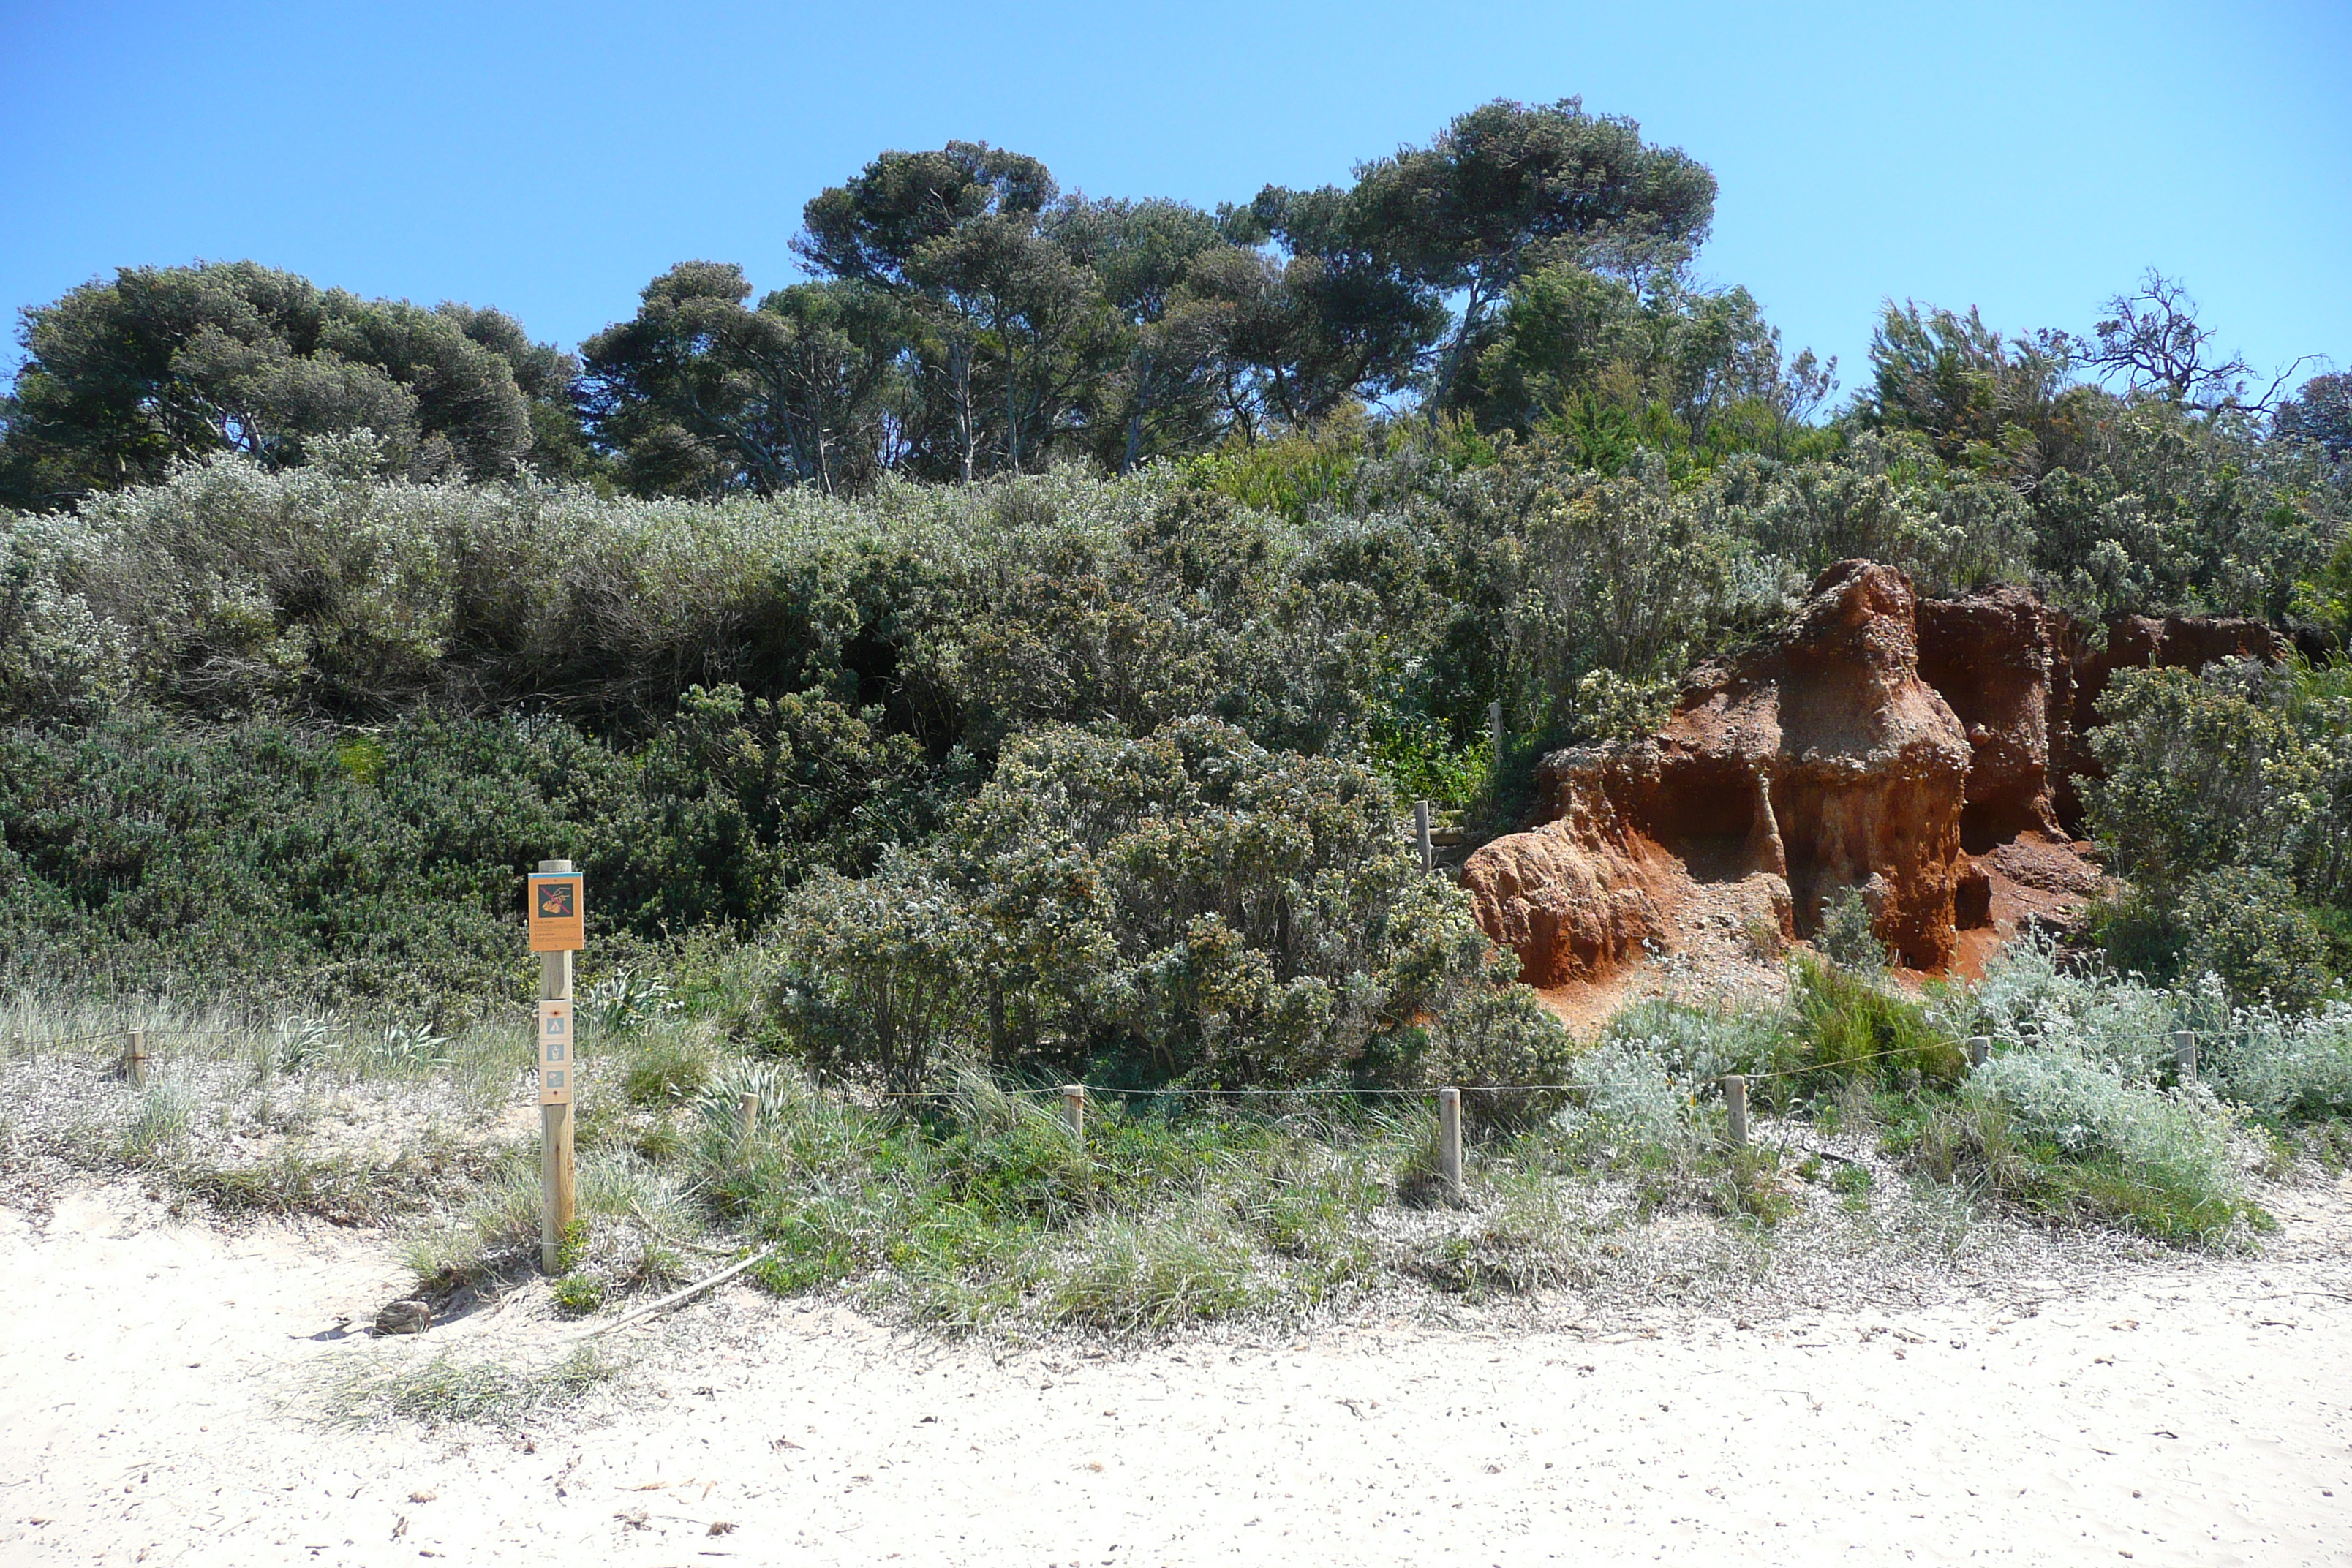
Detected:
[737,1090,759,1140]
[1415,801,1433,874]
[2171,1030,2198,1084]
[538,859,578,1274]
[1488,699,1504,766]
[1723,1074,1748,1149]
[1060,1084,1087,1142]
[1439,1087,1463,1202]
[127,1028,147,1087]
[1967,1036,1991,1070]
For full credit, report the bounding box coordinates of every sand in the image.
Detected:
[3,1180,2348,1567]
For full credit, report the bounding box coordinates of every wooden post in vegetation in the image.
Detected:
[1438,1087,1463,1202]
[1415,801,1433,874]
[1061,1084,1087,1142]
[1967,1036,1991,1070]
[126,1028,146,1087]
[1488,699,1503,765]
[1723,1074,1748,1148]
[2171,1030,2198,1084]
[737,1090,759,1140]
[531,859,583,1275]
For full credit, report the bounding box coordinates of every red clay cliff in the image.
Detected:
[1464,562,2280,989]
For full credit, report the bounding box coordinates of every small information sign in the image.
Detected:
[537,999,575,1105]
[528,872,584,952]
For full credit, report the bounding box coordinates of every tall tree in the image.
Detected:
[900,210,1105,477]
[1235,186,1447,423]
[1339,97,1718,422]
[580,263,900,497]
[436,302,599,479]
[797,141,1113,479]
[796,142,1058,287]
[1047,197,1234,470]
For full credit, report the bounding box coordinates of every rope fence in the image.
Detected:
[4,1019,2218,1186]
[3,1019,2229,1207]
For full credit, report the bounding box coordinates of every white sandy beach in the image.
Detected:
[3,1180,2348,1568]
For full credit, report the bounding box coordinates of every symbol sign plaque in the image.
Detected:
[537,1000,575,1105]
[528,872,584,952]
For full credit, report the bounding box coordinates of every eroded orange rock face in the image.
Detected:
[1464,562,2277,987]
[1916,584,2068,848]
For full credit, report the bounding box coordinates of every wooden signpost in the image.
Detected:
[530,861,581,1273]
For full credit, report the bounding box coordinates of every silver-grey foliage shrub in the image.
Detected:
[1553,1039,1690,1157]
[1964,941,2352,1122]
[1596,998,1776,1084]
[1963,1050,2247,1228]
[1960,938,2180,1083]
[2199,992,2352,1120]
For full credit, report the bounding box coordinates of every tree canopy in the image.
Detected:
[0,97,2337,534]
[0,261,584,505]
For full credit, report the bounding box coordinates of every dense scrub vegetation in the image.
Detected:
[2,98,2350,1294]
[4,391,2346,1025]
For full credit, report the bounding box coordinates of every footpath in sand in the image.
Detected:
[3,1180,2348,1567]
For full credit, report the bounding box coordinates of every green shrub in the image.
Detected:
[551,1274,606,1315]
[1816,884,1890,973]
[2087,657,2352,921]
[1779,958,1964,1101]
[779,717,1504,1090]
[1429,983,1580,1131]
[0,701,930,1011]
[769,856,976,1095]
[1364,706,1490,812]
[2178,867,2335,1011]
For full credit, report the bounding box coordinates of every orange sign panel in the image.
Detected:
[528,872,584,951]
[537,1000,575,1104]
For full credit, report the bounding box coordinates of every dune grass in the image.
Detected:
[4,943,2323,1342]
[317,1343,618,1430]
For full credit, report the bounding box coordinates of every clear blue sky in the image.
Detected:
[2,0,2345,402]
